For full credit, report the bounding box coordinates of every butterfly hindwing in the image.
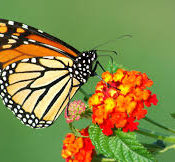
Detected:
[0,56,80,128]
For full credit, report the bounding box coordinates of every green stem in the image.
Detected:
[69,123,88,138]
[101,158,116,162]
[81,108,92,119]
[79,88,91,101]
[159,144,175,153]
[144,116,175,134]
[136,128,175,143]
[93,156,116,162]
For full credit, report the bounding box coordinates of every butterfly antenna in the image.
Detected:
[96,49,118,56]
[92,34,133,50]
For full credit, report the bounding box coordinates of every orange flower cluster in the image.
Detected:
[61,128,95,162]
[89,69,158,136]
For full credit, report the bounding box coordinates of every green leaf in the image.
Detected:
[89,124,155,162]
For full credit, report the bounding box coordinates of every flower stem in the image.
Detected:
[93,156,116,162]
[79,88,91,101]
[159,144,175,153]
[69,123,89,138]
[136,128,175,143]
[144,116,175,134]
[101,158,116,162]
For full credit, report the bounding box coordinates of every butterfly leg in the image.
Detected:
[90,60,108,85]
[91,60,105,76]
[91,61,120,91]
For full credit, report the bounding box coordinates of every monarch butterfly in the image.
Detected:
[0,19,100,128]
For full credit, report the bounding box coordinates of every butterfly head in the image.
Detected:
[81,50,97,62]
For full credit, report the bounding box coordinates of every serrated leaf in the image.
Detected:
[99,132,114,158]
[89,124,155,162]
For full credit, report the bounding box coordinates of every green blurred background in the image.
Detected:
[0,0,175,161]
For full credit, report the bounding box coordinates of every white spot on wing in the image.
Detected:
[8,21,14,25]
[4,98,8,103]
[3,77,7,81]
[19,110,23,113]
[43,56,54,59]
[23,118,27,122]
[22,24,28,29]
[17,105,21,109]
[6,66,9,70]
[0,34,4,37]
[11,35,18,39]
[26,114,30,118]
[23,41,29,44]
[2,71,6,76]
[21,58,29,62]
[11,63,16,68]
[46,121,52,124]
[75,71,79,75]
[14,108,17,113]
[17,114,22,118]
[29,39,36,43]
[31,58,37,63]
[68,68,72,72]
[7,105,12,108]
[31,114,35,119]
[1,92,5,97]
[35,119,38,123]
[9,100,13,104]
[1,85,4,89]
[9,70,13,74]
[38,29,43,33]
[28,119,32,124]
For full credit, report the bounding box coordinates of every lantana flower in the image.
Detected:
[65,100,86,123]
[89,69,158,136]
[61,127,95,162]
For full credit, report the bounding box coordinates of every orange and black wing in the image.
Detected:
[0,19,82,128]
[0,19,80,69]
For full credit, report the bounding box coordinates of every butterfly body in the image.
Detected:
[0,19,97,128]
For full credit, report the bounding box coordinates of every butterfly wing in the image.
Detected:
[0,56,80,128]
[0,19,82,128]
[0,19,80,69]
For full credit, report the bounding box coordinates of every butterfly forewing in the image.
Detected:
[0,19,80,69]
